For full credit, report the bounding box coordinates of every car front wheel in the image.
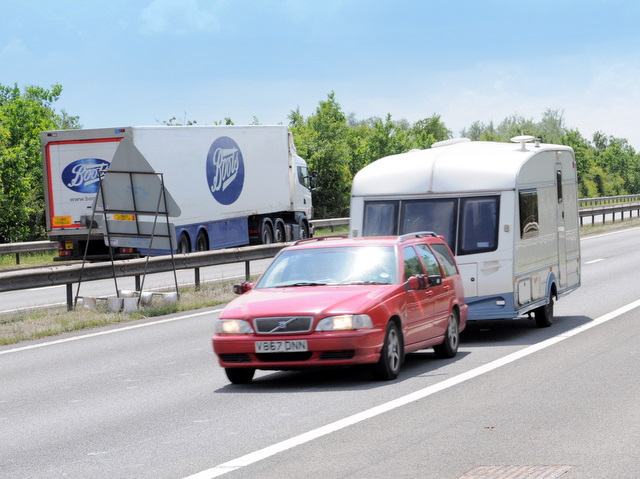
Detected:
[225,368,255,384]
[433,309,459,359]
[372,321,402,380]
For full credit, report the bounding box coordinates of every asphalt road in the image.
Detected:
[1,227,639,478]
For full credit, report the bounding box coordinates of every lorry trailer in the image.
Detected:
[41,125,314,261]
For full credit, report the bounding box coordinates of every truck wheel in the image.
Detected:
[177,234,190,254]
[299,220,310,239]
[433,309,460,358]
[225,368,255,384]
[275,222,286,243]
[196,231,209,251]
[261,224,273,244]
[372,321,402,380]
[534,295,554,328]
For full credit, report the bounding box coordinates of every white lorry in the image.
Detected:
[41,125,314,261]
[349,136,580,327]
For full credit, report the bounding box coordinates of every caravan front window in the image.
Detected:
[363,201,399,236]
[400,199,457,242]
[362,196,500,256]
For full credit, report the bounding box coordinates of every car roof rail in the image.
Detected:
[398,231,439,242]
[293,235,348,246]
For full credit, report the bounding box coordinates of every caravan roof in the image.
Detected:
[351,139,574,196]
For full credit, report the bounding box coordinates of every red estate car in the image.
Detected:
[212,232,468,384]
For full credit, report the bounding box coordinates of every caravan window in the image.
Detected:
[519,190,539,238]
[363,201,399,236]
[362,195,500,256]
[400,199,457,243]
[458,196,499,255]
[556,169,563,203]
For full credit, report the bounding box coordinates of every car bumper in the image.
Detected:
[213,328,385,370]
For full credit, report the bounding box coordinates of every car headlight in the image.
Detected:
[215,319,254,334]
[315,314,373,331]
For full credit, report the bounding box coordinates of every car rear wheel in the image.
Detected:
[372,321,402,380]
[433,309,459,359]
[225,368,255,384]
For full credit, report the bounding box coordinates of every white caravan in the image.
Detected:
[349,136,580,327]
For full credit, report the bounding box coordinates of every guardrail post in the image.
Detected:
[66,284,73,311]
[194,267,200,290]
[245,261,250,281]
[135,275,141,291]
[15,253,20,265]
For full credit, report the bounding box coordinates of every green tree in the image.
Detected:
[346,114,413,175]
[537,108,566,144]
[289,92,352,218]
[409,113,451,148]
[0,83,77,243]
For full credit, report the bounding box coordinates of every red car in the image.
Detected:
[212,232,468,384]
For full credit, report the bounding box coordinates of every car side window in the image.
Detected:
[416,244,441,276]
[402,246,424,280]
[431,243,459,277]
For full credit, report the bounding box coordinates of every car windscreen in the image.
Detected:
[256,245,397,288]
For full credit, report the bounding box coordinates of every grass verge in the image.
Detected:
[0,279,243,346]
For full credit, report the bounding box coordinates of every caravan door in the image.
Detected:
[556,164,567,288]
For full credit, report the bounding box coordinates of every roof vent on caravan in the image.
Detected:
[431,138,471,149]
[511,135,540,151]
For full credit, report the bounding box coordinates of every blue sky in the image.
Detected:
[3,0,640,149]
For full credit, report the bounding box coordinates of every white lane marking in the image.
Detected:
[585,258,604,264]
[183,298,640,479]
[0,309,222,356]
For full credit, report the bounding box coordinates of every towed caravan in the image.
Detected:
[349,136,581,327]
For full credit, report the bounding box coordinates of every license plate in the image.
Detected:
[255,340,308,353]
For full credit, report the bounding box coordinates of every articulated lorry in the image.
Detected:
[41,125,315,261]
[349,136,580,327]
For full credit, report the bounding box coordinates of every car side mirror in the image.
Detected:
[233,282,254,294]
[405,275,429,291]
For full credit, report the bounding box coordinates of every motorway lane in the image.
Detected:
[1,228,639,478]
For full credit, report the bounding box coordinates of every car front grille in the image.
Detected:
[320,350,355,360]
[254,316,313,334]
[219,353,252,363]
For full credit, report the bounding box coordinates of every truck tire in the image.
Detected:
[177,233,190,254]
[261,223,273,244]
[196,231,209,251]
[274,221,286,243]
[299,219,310,239]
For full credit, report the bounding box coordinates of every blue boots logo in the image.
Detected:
[62,158,110,193]
[206,136,245,205]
